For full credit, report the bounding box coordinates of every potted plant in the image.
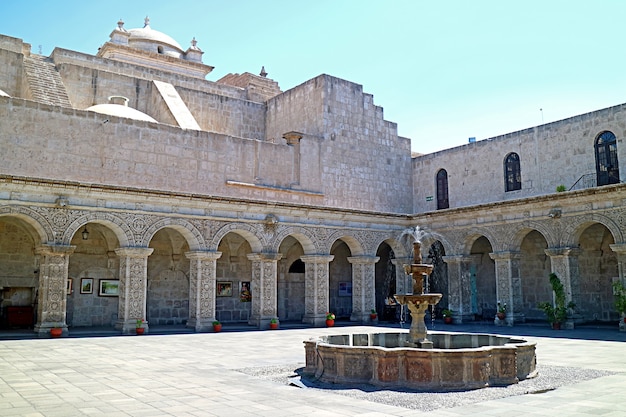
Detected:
[496,301,507,320]
[612,281,626,324]
[269,318,279,330]
[212,320,222,332]
[442,309,453,324]
[50,324,63,338]
[538,273,575,330]
[370,309,377,320]
[135,319,146,335]
[325,312,335,327]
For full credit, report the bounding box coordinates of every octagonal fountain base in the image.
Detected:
[303,331,537,391]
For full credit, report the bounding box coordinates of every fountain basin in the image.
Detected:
[303,331,537,391]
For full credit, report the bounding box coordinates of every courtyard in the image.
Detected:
[1,322,625,416]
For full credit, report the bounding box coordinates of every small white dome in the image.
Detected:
[86,103,158,123]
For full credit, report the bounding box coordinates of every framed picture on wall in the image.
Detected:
[99,279,119,297]
[217,281,233,297]
[240,281,251,302]
[338,281,352,297]
[66,278,73,295]
[80,278,93,294]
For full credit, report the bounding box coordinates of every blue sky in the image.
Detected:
[2,1,626,154]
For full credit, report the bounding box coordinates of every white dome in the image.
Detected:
[86,103,158,123]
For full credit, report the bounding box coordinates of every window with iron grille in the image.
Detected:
[504,152,521,192]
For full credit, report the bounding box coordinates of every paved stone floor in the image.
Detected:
[0,322,625,416]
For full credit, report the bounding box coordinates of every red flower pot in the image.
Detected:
[552,322,561,330]
[135,327,145,335]
[370,314,377,320]
[496,312,506,320]
[213,324,222,332]
[50,328,63,338]
[269,322,279,330]
[444,317,453,324]
[326,319,335,327]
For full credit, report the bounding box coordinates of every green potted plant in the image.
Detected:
[370,309,377,320]
[135,319,146,335]
[50,324,63,338]
[212,320,222,332]
[325,312,335,327]
[442,309,453,324]
[496,301,507,320]
[538,273,575,329]
[269,318,279,330]
[612,281,626,324]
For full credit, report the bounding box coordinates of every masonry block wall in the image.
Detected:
[412,105,626,213]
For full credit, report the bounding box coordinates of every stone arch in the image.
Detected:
[143,217,205,250]
[508,222,553,251]
[209,222,264,253]
[460,229,498,255]
[420,232,454,259]
[325,230,365,256]
[0,205,54,243]
[271,226,319,254]
[561,213,624,247]
[63,212,134,247]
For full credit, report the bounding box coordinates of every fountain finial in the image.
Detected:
[413,241,422,264]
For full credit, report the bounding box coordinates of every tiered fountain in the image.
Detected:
[303,228,537,391]
[394,241,442,348]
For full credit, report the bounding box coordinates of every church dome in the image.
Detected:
[86,96,157,123]
[127,17,183,58]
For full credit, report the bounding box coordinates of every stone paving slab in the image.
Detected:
[0,323,624,416]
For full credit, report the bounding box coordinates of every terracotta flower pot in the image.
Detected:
[50,328,63,338]
[269,322,278,330]
[370,314,377,320]
[135,327,145,335]
[552,322,561,330]
[444,317,453,324]
[623,317,626,324]
[496,312,506,320]
[325,319,334,327]
[213,324,222,332]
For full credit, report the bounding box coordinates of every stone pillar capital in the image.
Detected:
[347,255,380,265]
[489,251,521,261]
[114,247,154,258]
[185,250,222,261]
[610,243,626,254]
[545,247,581,258]
[300,254,334,264]
[247,252,283,262]
[35,244,76,256]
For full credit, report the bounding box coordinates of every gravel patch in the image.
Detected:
[237,364,615,412]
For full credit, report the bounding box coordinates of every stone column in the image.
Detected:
[391,257,413,295]
[115,247,154,334]
[34,245,76,336]
[609,243,626,331]
[301,255,334,327]
[489,251,523,326]
[441,255,472,323]
[185,251,222,332]
[348,256,380,322]
[247,253,283,329]
[545,247,581,329]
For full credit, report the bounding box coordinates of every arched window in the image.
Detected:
[504,152,521,191]
[436,169,449,210]
[595,131,620,186]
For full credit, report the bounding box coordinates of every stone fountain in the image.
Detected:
[303,229,537,391]
[394,241,442,348]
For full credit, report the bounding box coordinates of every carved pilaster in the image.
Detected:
[391,257,412,295]
[545,247,581,329]
[114,247,154,334]
[300,255,334,326]
[441,255,472,323]
[347,256,379,322]
[34,245,76,336]
[489,251,523,326]
[247,253,282,329]
[185,251,222,332]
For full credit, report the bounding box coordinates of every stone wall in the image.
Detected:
[412,105,626,212]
